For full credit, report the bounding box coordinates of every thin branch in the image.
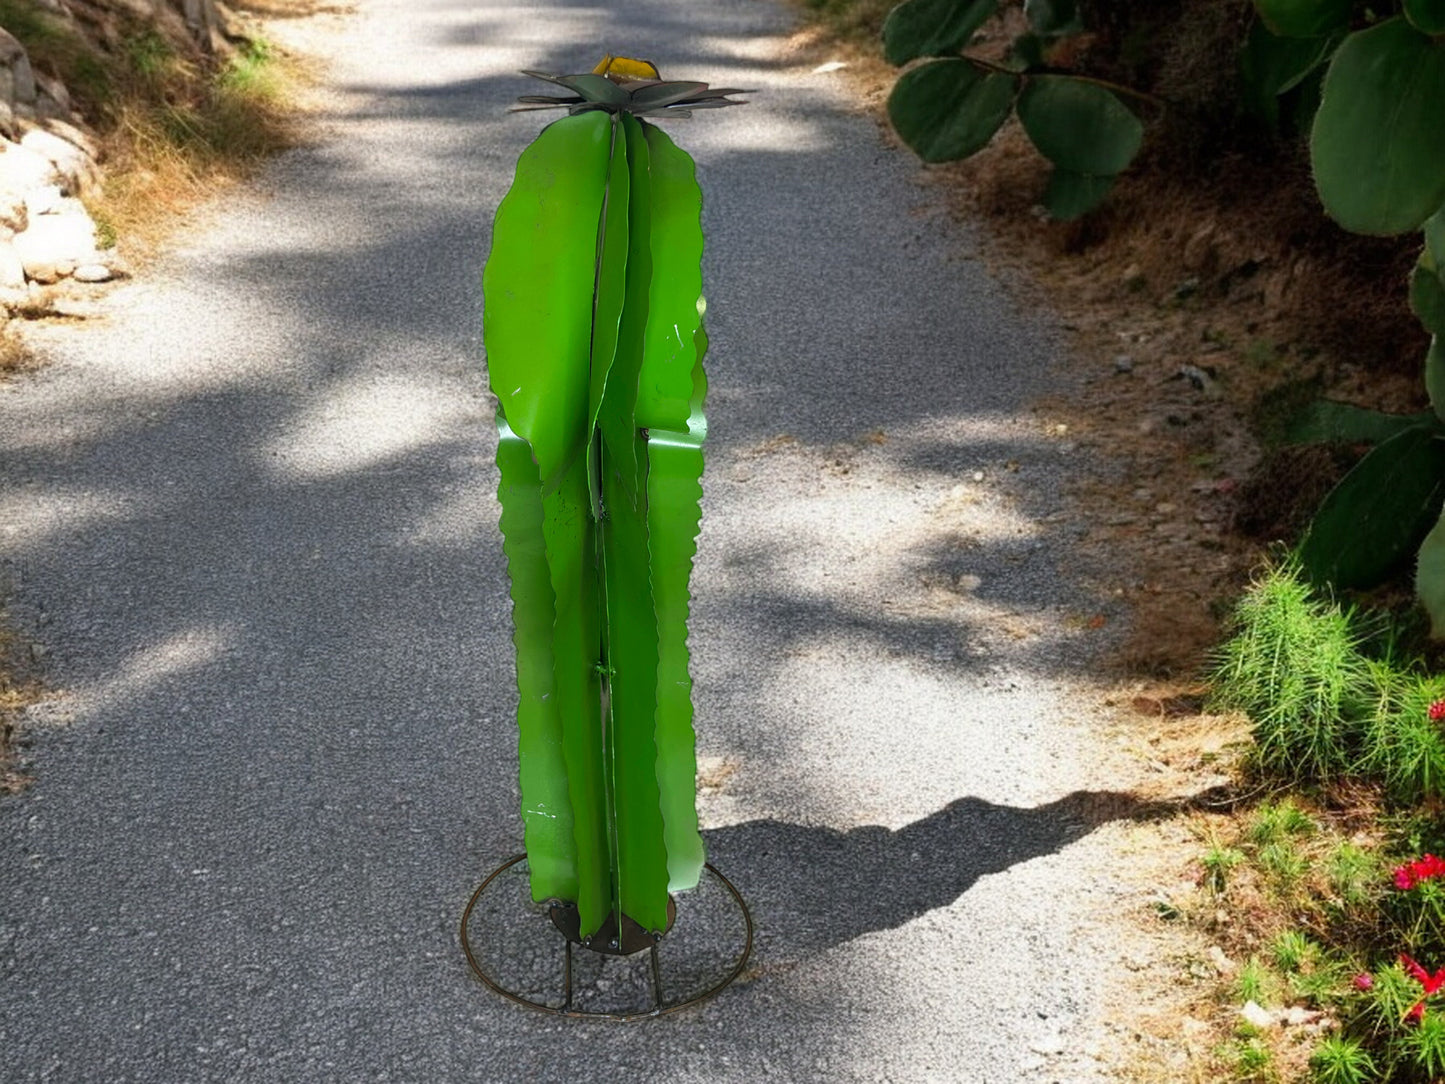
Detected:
[957,52,1168,110]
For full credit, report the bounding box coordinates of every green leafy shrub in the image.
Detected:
[880,0,1147,218]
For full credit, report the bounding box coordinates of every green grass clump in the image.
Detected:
[1210,559,1445,798]
[1210,559,1373,781]
[1310,1036,1375,1084]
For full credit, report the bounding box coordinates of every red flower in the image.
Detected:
[1430,700,1445,722]
[1393,854,1445,890]
[1401,953,1445,1023]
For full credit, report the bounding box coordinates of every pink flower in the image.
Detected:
[1353,972,1374,991]
[1430,701,1445,722]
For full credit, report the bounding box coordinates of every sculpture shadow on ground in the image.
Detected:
[703,789,1170,962]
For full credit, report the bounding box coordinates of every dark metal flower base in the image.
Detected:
[460,855,753,1021]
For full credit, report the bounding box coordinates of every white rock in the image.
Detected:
[1281,1006,1322,1028]
[1208,945,1237,976]
[0,239,24,287]
[72,263,111,283]
[0,189,24,233]
[24,184,62,218]
[0,140,60,196]
[13,211,97,282]
[20,129,99,195]
[40,119,98,162]
[1240,1000,1275,1030]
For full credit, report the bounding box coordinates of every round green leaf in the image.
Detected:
[1310,19,1445,236]
[883,0,999,66]
[1428,337,1445,423]
[1255,0,1351,38]
[1024,0,1081,37]
[1426,206,1445,265]
[1239,20,1335,127]
[1042,168,1115,220]
[1299,425,1445,589]
[887,59,1017,163]
[1406,0,1445,36]
[1017,75,1143,176]
[1413,260,1445,337]
[1416,506,1445,638]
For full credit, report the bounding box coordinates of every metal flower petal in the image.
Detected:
[514,57,749,118]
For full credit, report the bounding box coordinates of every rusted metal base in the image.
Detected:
[547,895,677,956]
[460,855,753,1021]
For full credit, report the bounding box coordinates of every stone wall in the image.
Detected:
[0,1,232,307]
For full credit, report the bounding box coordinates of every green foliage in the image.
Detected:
[1239,20,1335,131]
[1309,1036,1376,1084]
[1273,927,1320,971]
[1238,955,1282,1005]
[1417,509,1445,639]
[1409,258,1445,338]
[1016,75,1143,176]
[882,0,997,65]
[886,60,1015,162]
[1204,840,1247,893]
[1041,169,1115,221]
[1298,426,1445,591]
[1231,1035,1279,1081]
[484,110,710,939]
[1310,18,1445,237]
[1023,0,1080,37]
[880,0,1144,217]
[1329,842,1383,909]
[1405,0,1445,35]
[1210,560,1373,780]
[1361,669,1445,803]
[1250,798,1318,844]
[1255,0,1351,38]
[1278,399,1437,447]
[1403,1010,1445,1079]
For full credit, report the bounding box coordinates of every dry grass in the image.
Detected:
[85,36,310,258]
[0,1,318,260]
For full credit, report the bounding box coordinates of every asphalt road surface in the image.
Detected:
[0,1,1150,1080]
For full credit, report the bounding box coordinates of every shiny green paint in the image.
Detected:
[482,112,611,494]
[485,108,709,940]
[649,339,708,892]
[586,117,631,520]
[541,455,610,934]
[599,114,671,934]
[495,416,577,901]
[638,124,705,433]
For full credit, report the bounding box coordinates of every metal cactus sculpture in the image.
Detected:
[483,57,744,949]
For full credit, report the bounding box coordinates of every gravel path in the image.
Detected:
[0,1,1157,1080]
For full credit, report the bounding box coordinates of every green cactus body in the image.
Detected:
[483,105,711,941]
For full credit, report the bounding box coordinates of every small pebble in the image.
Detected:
[72,264,112,283]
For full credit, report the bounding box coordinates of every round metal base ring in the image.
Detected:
[460,854,754,1021]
